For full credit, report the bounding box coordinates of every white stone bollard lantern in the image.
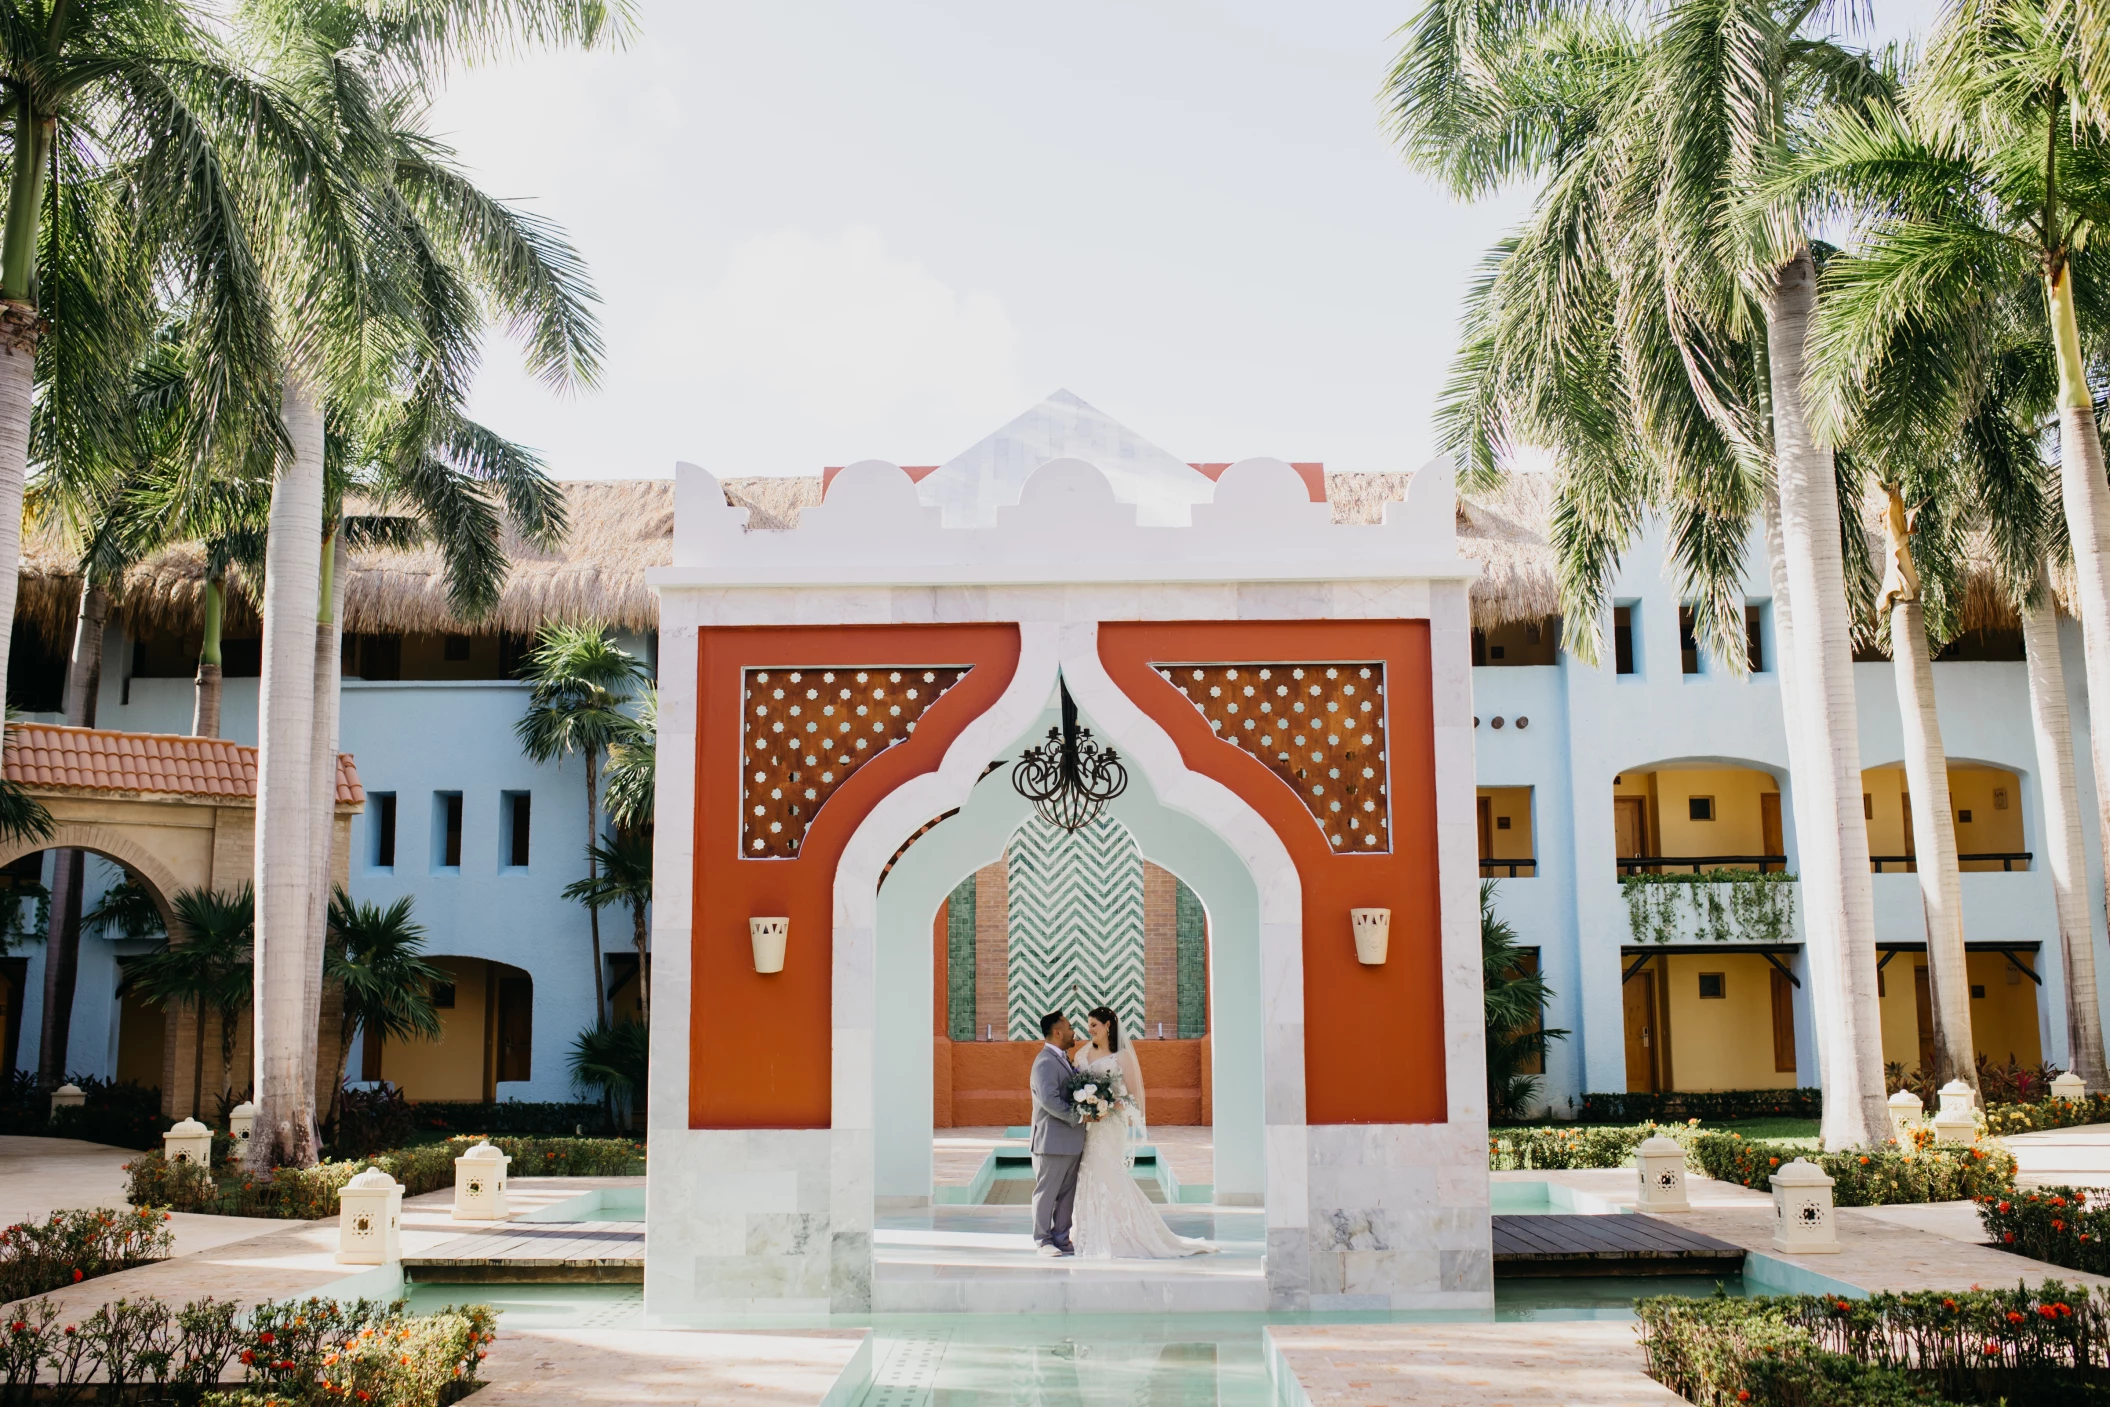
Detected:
[452,1141,511,1221]
[1887,1089,1925,1141]
[163,1116,213,1169]
[1769,1158,1840,1254]
[2053,1071,2087,1103]
[1634,1136,1690,1212]
[227,1101,257,1152]
[337,1167,404,1264]
[1931,1080,1978,1144]
[48,1083,84,1118]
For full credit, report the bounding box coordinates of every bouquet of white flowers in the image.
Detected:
[1064,1066,1123,1122]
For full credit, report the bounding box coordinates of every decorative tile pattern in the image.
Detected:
[1176,880,1208,1039]
[1156,664,1389,852]
[945,875,977,1042]
[740,667,968,858]
[1004,813,1144,1041]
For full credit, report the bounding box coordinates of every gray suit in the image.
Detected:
[1029,1043,1084,1249]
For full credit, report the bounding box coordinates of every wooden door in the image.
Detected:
[1760,793,1783,861]
[1615,797,1649,867]
[1913,966,1935,1075]
[497,977,534,1084]
[1624,968,1659,1092]
[1478,795,1494,861]
[1771,967,1797,1072]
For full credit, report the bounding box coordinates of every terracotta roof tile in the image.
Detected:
[4,724,362,805]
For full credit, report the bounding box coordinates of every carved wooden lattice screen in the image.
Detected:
[741,666,968,857]
[1156,663,1389,852]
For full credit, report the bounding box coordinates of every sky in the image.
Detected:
[427,0,1948,485]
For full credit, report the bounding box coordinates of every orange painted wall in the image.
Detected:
[1099,621,1445,1125]
[692,624,1021,1128]
[940,1038,1209,1127]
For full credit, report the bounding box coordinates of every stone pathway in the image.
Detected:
[0,1134,289,1259]
[2005,1123,2110,1188]
[934,1125,1217,1190]
[472,1327,869,1407]
[1268,1320,1683,1407]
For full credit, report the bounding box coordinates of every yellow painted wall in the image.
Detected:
[1637,768,1778,859]
[1662,952,1796,1090]
[115,987,165,1089]
[1969,950,2043,1066]
[1952,767,2026,867]
[1877,960,1925,1069]
[1862,767,1911,860]
[1477,787,1535,863]
[380,957,489,1102]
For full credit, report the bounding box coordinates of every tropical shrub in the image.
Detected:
[324,1085,420,1159]
[0,1293,494,1405]
[1639,1283,2106,1406]
[569,1020,648,1129]
[0,1206,173,1303]
[1578,1089,1821,1123]
[125,1136,646,1219]
[0,1071,165,1149]
[1488,1120,1703,1171]
[1983,1095,2110,1137]
[408,1100,613,1138]
[1888,1058,2063,1108]
[1688,1131,2015,1205]
[1978,1186,2110,1274]
[1483,882,1567,1122]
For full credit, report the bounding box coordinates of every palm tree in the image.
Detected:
[322,888,443,1130]
[564,827,652,1022]
[82,875,165,942]
[129,886,254,1119]
[568,1018,647,1131]
[602,687,655,834]
[1387,0,1897,1143]
[516,623,648,1020]
[236,0,620,1168]
[1482,882,1566,1122]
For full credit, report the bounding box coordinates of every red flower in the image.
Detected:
[62,1326,75,1337]
[70,1269,81,1282]
[1985,1343,2002,1356]
[259,1332,275,1345]
[1942,1299,1958,1312]
[242,1350,256,1365]
[1737,1393,1751,1403]
[1999,1202,2013,1213]
[2008,1311,2026,1324]
[2005,1232,2017,1243]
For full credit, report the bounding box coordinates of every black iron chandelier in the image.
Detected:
[1012,678,1128,831]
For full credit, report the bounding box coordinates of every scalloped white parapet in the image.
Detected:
[656,453,1469,588]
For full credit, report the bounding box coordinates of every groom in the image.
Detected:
[1029,1010,1084,1257]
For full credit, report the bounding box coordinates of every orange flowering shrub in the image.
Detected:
[1688,1132,2015,1206]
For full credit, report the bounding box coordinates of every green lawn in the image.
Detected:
[1708,1116,1819,1144]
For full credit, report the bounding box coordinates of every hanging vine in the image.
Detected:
[1622,871,1797,945]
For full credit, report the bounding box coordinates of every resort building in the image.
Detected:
[0,392,2094,1124]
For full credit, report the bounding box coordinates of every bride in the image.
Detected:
[1069,1005,1212,1260]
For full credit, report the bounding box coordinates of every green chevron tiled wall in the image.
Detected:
[1004,813,1146,1040]
[945,874,977,1040]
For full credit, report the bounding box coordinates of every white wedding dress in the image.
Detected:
[1069,1044,1212,1260]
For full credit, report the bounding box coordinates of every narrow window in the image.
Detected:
[1957,809,1973,824]
[1471,629,1487,666]
[372,793,397,868]
[1688,796,1715,822]
[431,980,457,1009]
[436,792,463,870]
[1745,604,1767,673]
[443,634,472,662]
[502,791,532,868]
[1613,606,1635,675]
[1698,972,1726,999]
[1678,606,1701,675]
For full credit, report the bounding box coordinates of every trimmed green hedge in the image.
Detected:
[1639,1283,2107,1406]
[1488,1120,1704,1171]
[1981,1094,2110,1137]
[1687,1132,2015,1206]
[125,1135,645,1220]
[1577,1089,1821,1123]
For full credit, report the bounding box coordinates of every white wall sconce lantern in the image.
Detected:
[163,1116,213,1169]
[1350,908,1390,965]
[228,1100,258,1151]
[1887,1089,1924,1141]
[1932,1080,1977,1144]
[453,1141,511,1221]
[48,1083,84,1118]
[2053,1071,2087,1102]
[1634,1136,1690,1212]
[1770,1158,1839,1254]
[751,917,790,974]
[337,1167,405,1264]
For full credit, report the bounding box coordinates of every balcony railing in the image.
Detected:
[1871,852,2032,873]
[1617,854,1790,876]
[1479,858,1537,877]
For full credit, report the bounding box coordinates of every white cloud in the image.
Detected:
[644,226,1023,428]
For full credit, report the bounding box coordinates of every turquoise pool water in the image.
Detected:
[405,1276,1747,1405]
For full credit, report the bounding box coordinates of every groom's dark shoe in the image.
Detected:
[1055,1242,1076,1257]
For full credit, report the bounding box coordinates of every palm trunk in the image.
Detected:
[192,1001,208,1120]
[1765,249,1888,1147]
[2021,582,2108,1088]
[300,531,346,1142]
[1890,596,1975,1090]
[586,750,605,1020]
[632,899,649,1023]
[193,571,224,738]
[2045,262,2110,1095]
[247,381,325,1171]
[0,107,53,733]
[35,581,108,1082]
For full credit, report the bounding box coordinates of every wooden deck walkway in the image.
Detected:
[401,1220,644,1283]
[1491,1213,1746,1278]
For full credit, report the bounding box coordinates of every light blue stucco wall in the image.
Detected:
[1472,519,2104,1110]
[873,700,1265,1204]
[10,625,653,1102]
